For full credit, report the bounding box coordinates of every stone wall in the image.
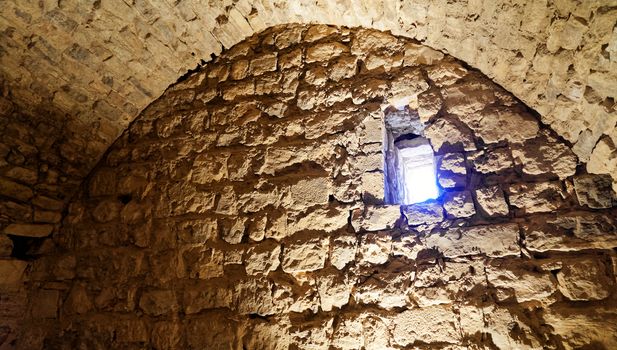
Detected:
[1,1,615,191]
[13,25,617,349]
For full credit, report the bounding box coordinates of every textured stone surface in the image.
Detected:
[4,24,617,350]
[474,186,509,217]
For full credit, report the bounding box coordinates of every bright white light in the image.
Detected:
[398,142,439,204]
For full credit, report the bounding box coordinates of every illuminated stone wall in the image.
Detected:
[14,25,617,349]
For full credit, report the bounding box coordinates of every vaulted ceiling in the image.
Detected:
[1,0,615,172]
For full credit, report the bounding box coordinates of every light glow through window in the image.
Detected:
[397,142,439,204]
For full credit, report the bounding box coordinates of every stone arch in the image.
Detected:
[10,24,617,350]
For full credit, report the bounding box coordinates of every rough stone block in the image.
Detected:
[245,240,281,275]
[442,191,475,218]
[3,223,53,238]
[282,236,329,273]
[316,271,353,311]
[306,42,348,63]
[475,186,509,217]
[424,117,476,153]
[139,290,179,316]
[358,232,392,265]
[556,258,612,301]
[486,263,556,303]
[508,181,566,214]
[511,136,578,179]
[417,223,520,258]
[392,306,460,346]
[523,212,617,252]
[0,177,33,202]
[437,153,466,188]
[330,234,357,270]
[0,259,28,287]
[351,205,401,232]
[573,174,616,209]
[402,201,444,225]
[468,147,513,174]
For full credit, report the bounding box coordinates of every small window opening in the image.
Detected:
[384,107,439,204]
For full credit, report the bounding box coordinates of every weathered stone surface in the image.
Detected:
[424,117,476,152]
[245,241,281,275]
[287,204,349,235]
[358,232,392,265]
[392,306,460,346]
[468,147,513,174]
[486,262,556,303]
[543,306,617,350]
[330,234,357,270]
[3,223,53,238]
[573,174,616,209]
[470,107,539,144]
[30,289,60,319]
[139,290,178,316]
[556,258,612,301]
[306,42,348,63]
[475,186,509,217]
[508,181,566,214]
[282,237,329,273]
[512,136,578,179]
[437,153,466,188]
[355,260,413,309]
[0,259,28,287]
[442,191,475,218]
[0,234,13,256]
[416,224,520,258]
[523,212,617,252]
[402,201,444,225]
[351,205,401,232]
[0,177,33,202]
[316,271,353,311]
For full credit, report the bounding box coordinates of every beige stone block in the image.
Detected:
[556,258,612,301]
[316,270,353,311]
[351,205,401,232]
[474,186,509,217]
[282,236,329,273]
[330,234,357,270]
[245,240,280,275]
[469,147,513,174]
[402,201,444,225]
[139,290,178,316]
[442,191,476,218]
[3,223,53,237]
[392,306,460,346]
[511,136,578,179]
[306,42,348,63]
[573,174,616,209]
[358,232,392,265]
[508,181,566,214]
[0,259,28,287]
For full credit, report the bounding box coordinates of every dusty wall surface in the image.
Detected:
[0,0,615,192]
[9,25,617,349]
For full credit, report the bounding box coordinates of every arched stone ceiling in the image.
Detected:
[1,0,616,169]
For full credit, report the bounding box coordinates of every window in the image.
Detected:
[384,108,439,204]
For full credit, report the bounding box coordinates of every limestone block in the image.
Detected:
[486,263,556,303]
[234,278,291,316]
[304,25,338,42]
[469,147,514,174]
[183,247,224,279]
[508,181,566,214]
[330,317,363,350]
[330,234,357,270]
[30,289,59,319]
[34,209,62,224]
[389,70,429,103]
[424,117,476,153]
[245,240,281,275]
[351,78,389,104]
[511,136,578,179]
[573,174,616,209]
[437,153,466,188]
[351,205,401,232]
[328,55,357,82]
[280,49,302,69]
[403,43,444,66]
[230,59,249,80]
[355,260,413,309]
[392,306,460,346]
[417,89,443,122]
[187,315,237,349]
[543,306,617,349]
[288,177,331,210]
[0,259,28,287]
[361,172,385,203]
[282,236,329,273]
[442,80,495,115]
[471,108,539,144]
[413,260,485,306]
[556,258,612,301]
[3,166,38,185]
[32,195,63,211]
[351,29,402,56]
[523,212,617,252]
[177,218,218,244]
[191,153,228,184]
[587,136,617,183]
[287,204,349,235]
[306,42,348,63]
[474,186,509,217]
[425,62,468,87]
[316,270,353,311]
[139,290,178,316]
[92,200,122,223]
[358,232,392,265]
[402,201,444,225]
[3,223,53,238]
[64,284,93,315]
[417,223,520,258]
[546,17,587,52]
[442,191,475,218]
[184,286,233,314]
[0,177,33,202]
[222,79,255,100]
